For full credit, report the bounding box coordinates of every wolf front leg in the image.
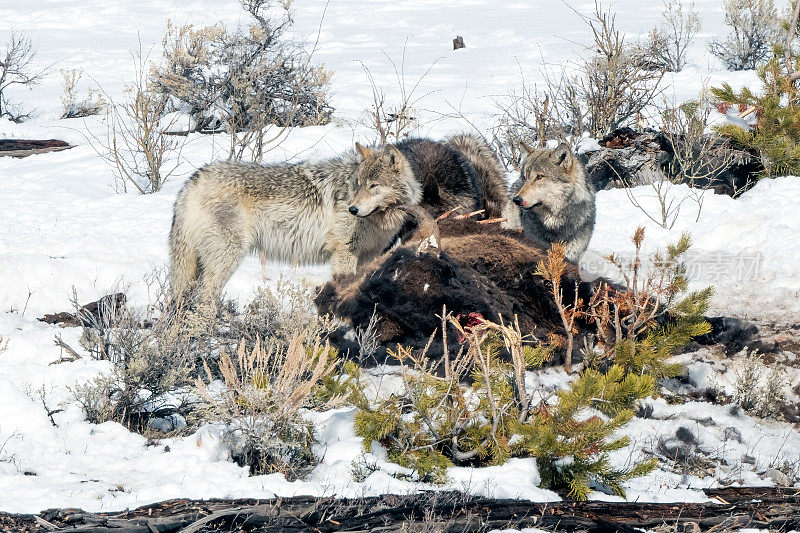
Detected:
[330,247,359,275]
[327,210,362,275]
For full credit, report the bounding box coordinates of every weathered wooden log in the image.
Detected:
[38,293,126,327]
[0,139,72,158]
[579,127,761,197]
[4,487,800,532]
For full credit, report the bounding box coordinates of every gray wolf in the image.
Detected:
[506,142,596,262]
[169,145,420,302]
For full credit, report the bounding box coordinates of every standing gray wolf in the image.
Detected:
[169,145,420,302]
[506,142,596,262]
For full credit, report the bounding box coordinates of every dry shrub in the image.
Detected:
[195,334,339,478]
[584,227,712,377]
[494,2,663,164]
[59,68,108,119]
[709,0,778,71]
[492,74,577,168]
[643,0,701,72]
[577,2,664,137]
[88,47,185,194]
[535,243,581,371]
[0,29,48,122]
[152,0,333,162]
[358,43,440,145]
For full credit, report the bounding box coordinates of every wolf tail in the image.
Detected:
[445,133,508,218]
[168,187,200,302]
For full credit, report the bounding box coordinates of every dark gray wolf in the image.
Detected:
[506,142,596,261]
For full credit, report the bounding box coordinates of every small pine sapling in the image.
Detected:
[711,4,800,176]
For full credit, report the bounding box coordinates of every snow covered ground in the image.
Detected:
[1,0,799,515]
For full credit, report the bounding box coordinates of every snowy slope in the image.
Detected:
[0,0,799,514]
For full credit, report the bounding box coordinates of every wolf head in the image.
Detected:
[348,142,421,218]
[512,142,581,214]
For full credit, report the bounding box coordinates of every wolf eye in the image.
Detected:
[370,183,378,190]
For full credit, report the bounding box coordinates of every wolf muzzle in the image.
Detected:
[513,195,538,209]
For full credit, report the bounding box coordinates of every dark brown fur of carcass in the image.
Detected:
[315,218,599,360]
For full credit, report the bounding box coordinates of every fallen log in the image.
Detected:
[2,487,799,532]
[579,127,761,197]
[38,293,126,327]
[0,139,72,158]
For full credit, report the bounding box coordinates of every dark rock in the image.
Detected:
[676,426,698,444]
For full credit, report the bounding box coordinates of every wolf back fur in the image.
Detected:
[443,133,509,218]
[170,153,421,301]
[507,143,596,262]
[396,134,508,219]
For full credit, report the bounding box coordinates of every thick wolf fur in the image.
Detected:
[506,143,596,262]
[390,134,508,219]
[170,147,421,302]
[443,133,508,218]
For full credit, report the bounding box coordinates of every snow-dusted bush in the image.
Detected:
[643,0,701,72]
[152,0,333,161]
[662,97,737,191]
[59,69,107,119]
[69,273,332,438]
[732,353,787,418]
[70,302,195,431]
[709,0,777,71]
[195,335,339,479]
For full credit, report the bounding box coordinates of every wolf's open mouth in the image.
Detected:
[521,201,541,210]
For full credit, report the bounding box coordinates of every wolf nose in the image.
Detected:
[348,206,359,215]
[512,195,523,206]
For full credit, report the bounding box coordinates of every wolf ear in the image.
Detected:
[551,142,573,169]
[387,144,404,172]
[519,141,534,156]
[355,142,373,161]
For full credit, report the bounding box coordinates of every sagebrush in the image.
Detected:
[152,0,333,162]
[196,334,340,478]
[709,0,777,71]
